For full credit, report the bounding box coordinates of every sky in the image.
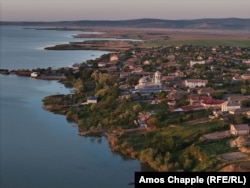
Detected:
[1,0,250,21]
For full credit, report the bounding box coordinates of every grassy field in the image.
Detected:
[78,27,250,48]
[56,27,250,50]
[141,39,250,48]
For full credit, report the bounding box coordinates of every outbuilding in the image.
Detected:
[230,124,250,136]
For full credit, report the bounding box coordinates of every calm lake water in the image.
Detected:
[0,26,146,188]
[0,26,109,70]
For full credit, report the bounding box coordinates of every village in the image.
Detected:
[3,44,250,171]
[79,45,250,133]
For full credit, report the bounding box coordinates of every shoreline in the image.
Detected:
[44,40,142,52]
[0,69,68,81]
[3,26,250,172]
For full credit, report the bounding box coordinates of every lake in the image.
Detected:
[0,26,145,188]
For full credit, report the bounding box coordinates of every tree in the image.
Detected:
[234,114,249,124]
[211,91,223,99]
[175,94,189,108]
[159,91,167,99]
[132,104,142,113]
[74,78,84,94]
[241,99,250,107]
[147,117,157,128]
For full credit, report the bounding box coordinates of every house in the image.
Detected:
[230,124,250,136]
[174,70,185,77]
[31,72,39,78]
[221,100,241,112]
[109,54,119,62]
[98,62,107,68]
[197,87,215,96]
[189,60,206,68]
[228,107,250,115]
[135,112,151,128]
[168,100,176,106]
[72,63,80,70]
[232,75,242,82]
[103,65,118,72]
[184,79,208,88]
[162,76,175,83]
[143,60,151,65]
[188,95,212,105]
[243,59,250,64]
[123,60,135,70]
[86,96,98,104]
[166,61,181,68]
[241,73,250,80]
[207,56,214,63]
[173,105,205,112]
[119,72,131,79]
[135,119,148,128]
[132,67,143,74]
[221,94,250,112]
[223,94,250,102]
[201,99,225,109]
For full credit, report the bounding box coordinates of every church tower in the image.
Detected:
[154,71,162,85]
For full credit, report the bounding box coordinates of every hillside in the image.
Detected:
[1,18,250,30]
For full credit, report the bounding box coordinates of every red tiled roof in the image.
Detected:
[201,99,225,105]
[181,105,205,111]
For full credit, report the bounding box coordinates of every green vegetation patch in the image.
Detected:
[115,121,230,171]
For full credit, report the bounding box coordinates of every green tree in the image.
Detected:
[241,99,250,107]
[159,91,167,99]
[74,78,84,94]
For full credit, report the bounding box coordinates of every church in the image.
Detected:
[133,71,163,94]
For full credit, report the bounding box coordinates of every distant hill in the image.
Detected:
[1,18,250,30]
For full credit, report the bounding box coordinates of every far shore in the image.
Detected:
[42,26,250,50]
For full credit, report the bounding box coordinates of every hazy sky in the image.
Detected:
[1,0,250,21]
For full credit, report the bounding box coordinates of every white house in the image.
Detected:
[98,62,107,68]
[109,54,119,62]
[189,60,206,68]
[184,79,208,88]
[86,96,98,104]
[31,72,39,78]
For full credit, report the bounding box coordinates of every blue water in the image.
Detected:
[0,26,142,188]
[0,26,109,70]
